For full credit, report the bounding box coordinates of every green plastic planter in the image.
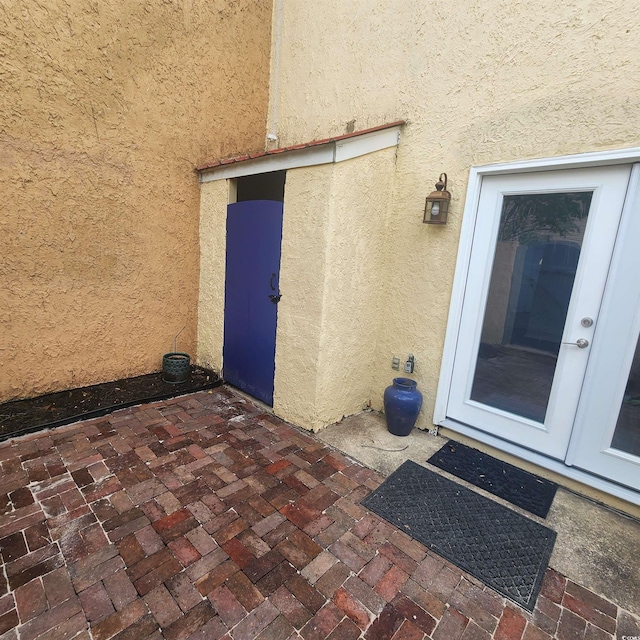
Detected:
[162,352,190,384]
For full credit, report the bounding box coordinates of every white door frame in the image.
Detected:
[435,147,640,506]
[446,167,630,458]
[566,164,640,483]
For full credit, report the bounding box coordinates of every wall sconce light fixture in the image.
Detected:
[423,173,451,224]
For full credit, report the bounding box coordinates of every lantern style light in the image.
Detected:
[423,173,451,224]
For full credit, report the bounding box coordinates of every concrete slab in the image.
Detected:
[315,410,443,478]
[548,489,640,615]
[316,410,640,616]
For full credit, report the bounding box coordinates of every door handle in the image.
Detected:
[269,294,282,304]
[269,273,276,291]
[562,338,589,348]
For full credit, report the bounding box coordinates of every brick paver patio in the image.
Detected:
[0,387,638,640]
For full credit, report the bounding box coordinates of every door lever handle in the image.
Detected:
[562,338,589,348]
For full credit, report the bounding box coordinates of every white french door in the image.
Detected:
[568,166,640,488]
[444,163,640,493]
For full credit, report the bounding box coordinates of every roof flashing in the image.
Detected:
[198,121,404,183]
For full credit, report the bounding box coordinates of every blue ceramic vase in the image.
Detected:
[384,377,422,436]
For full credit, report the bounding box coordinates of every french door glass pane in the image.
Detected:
[611,334,640,457]
[470,192,593,422]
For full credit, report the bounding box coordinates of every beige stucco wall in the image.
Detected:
[275,148,397,430]
[266,0,640,429]
[1,0,271,401]
[315,149,397,425]
[197,179,230,374]
[273,164,334,428]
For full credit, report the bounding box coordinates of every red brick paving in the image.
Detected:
[0,387,637,639]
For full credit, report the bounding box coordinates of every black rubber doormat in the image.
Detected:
[428,441,558,518]
[361,461,556,611]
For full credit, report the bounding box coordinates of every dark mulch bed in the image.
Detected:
[0,367,221,441]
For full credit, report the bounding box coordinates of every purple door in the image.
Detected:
[223,200,283,405]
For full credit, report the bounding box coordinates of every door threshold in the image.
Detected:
[225,384,275,415]
[438,418,640,511]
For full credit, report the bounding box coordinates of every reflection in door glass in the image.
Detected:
[611,334,640,457]
[470,192,593,422]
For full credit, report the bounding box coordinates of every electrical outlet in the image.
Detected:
[392,357,400,370]
[404,354,415,373]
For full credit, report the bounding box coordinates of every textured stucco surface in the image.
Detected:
[266,0,640,429]
[273,164,333,429]
[274,148,397,430]
[315,149,397,425]
[1,0,271,401]
[197,179,229,375]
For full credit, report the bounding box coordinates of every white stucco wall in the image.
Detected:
[266,0,640,429]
